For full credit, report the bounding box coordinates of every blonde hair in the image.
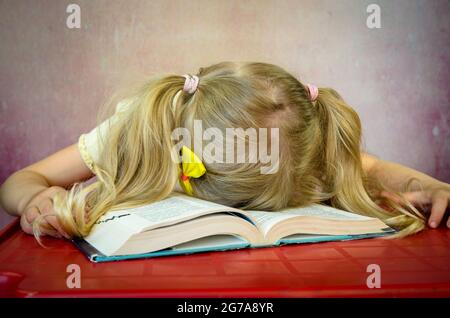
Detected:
[35,61,426,240]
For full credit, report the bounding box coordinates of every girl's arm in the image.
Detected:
[0,144,94,237]
[361,152,450,228]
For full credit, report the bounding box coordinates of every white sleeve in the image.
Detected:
[77,99,131,173]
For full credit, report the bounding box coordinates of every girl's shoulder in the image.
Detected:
[115,97,136,114]
[78,97,135,173]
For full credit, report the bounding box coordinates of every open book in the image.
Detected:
[73,193,395,262]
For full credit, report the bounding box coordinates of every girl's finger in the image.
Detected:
[399,191,431,205]
[30,216,62,238]
[20,214,33,235]
[21,212,59,238]
[429,192,449,228]
[37,199,70,239]
[24,205,41,225]
[23,205,63,239]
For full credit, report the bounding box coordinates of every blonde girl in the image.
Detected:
[1,62,449,240]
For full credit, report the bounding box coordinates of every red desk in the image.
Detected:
[0,219,449,297]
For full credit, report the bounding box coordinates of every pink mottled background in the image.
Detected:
[0,0,449,229]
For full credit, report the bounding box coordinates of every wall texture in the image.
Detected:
[0,0,449,228]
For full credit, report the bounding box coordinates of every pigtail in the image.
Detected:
[49,75,186,237]
[313,87,425,237]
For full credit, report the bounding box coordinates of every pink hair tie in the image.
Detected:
[306,84,319,102]
[182,74,199,94]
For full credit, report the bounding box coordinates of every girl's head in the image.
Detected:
[49,61,425,239]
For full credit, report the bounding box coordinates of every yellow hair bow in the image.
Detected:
[179,146,206,196]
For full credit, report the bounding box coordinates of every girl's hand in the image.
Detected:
[20,186,70,239]
[380,182,450,229]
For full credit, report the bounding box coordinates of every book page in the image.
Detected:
[135,195,235,228]
[171,235,248,251]
[94,193,243,232]
[248,203,373,236]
